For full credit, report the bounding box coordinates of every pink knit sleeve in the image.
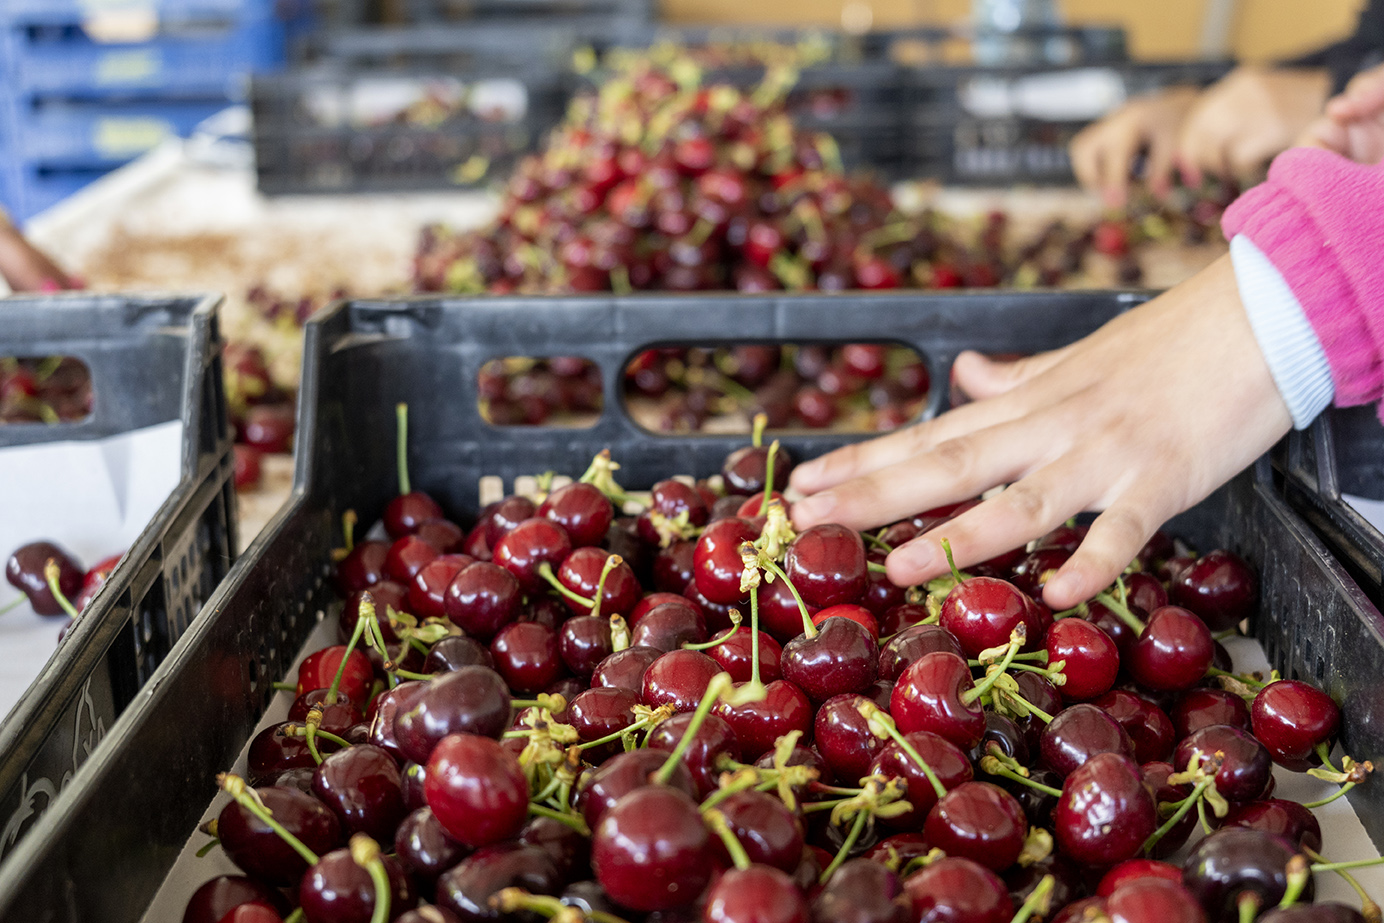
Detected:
[1222,148,1384,411]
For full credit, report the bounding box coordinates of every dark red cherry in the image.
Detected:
[5,541,83,616]
[415,519,465,553]
[940,575,1029,658]
[710,790,805,872]
[288,688,363,733]
[891,651,985,750]
[493,518,572,592]
[706,865,808,923]
[557,546,640,617]
[569,686,640,756]
[386,535,441,585]
[410,555,474,621]
[1047,617,1119,701]
[723,444,795,494]
[1054,898,1109,923]
[1173,688,1251,739]
[539,482,614,547]
[654,541,698,593]
[385,491,445,539]
[218,786,343,886]
[879,602,932,638]
[632,602,708,651]
[785,525,867,609]
[435,844,561,922]
[444,562,522,641]
[862,567,907,616]
[878,624,964,682]
[1221,799,1322,852]
[1182,828,1310,922]
[1129,606,1214,692]
[639,479,710,538]
[1105,878,1206,923]
[425,733,529,848]
[247,722,334,780]
[871,730,973,827]
[576,748,696,829]
[1054,752,1156,867]
[182,876,290,923]
[393,666,511,764]
[632,591,702,625]
[694,518,760,605]
[814,693,887,783]
[782,616,879,703]
[1170,549,1257,632]
[336,541,389,595]
[812,858,906,923]
[1175,725,1272,803]
[1142,760,1196,858]
[424,636,494,674]
[715,679,814,761]
[490,621,565,693]
[1092,689,1176,764]
[592,786,714,912]
[312,744,406,842]
[592,645,662,692]
[558,615,614,678]
[395,806,468,887]
[811,604,879,639]
[646,711,740,799]
[757,573,821,641]
[970,712,1031,767]
[1125,572,1169,615]
[1250,679,1340,770]
[341,582,408,645]
[1040,702,1135,777]
[642,648,722,713]
[923,781,1027,871]
[707,626,783,684]
[518,815,591,881]
[484,496,537,547]
[903,857,1013,923]
[1011,547,1070,598]
[1006,854,1084,917]
[1096,857,1184,896]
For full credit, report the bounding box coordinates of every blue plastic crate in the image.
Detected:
[6,98,228,165]
[1,0,280,27]
[0,163,111,223]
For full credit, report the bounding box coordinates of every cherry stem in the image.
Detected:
[1276,855,1311,909]
[1093,592,1146,634]
[363,612,399,690]
[217,773,319,866]
[578,709,666,750]
[390,667,431,682]
[44,560,80,619]
[1238,893,1261,923]
[1002,689,1054,724]
[760,555,816,639]
[682,612,741,652]
[654,673,733,786]
[749,592,765,688]
[699,771,764,812]
[537,561,597,609]
[1142,777,1212,854]
[271,681,296,691]
[1205,667,1268,690]
[867,561,889,574]
[863,532,894,553]
[1008,874,1056,923]
[819,809,867,884]
[704,809,752,871]
[761,440,779,512]
[527,803,591,836]
[289,724,352,751]
[1305,847,1382,920]
[0,595,26,617]
[348,834,391,923]
[980,757,1062,798]
[395,403,412,497]
[1316,741,1343,775]
[940,538,965,585]
[589,554,622,619]
[342,510,357,554]
[970,652,1048,667]
[304,706,325,765]
[1309,857,1384,874]
[283,909,305,923]
[962,634,1024,706]
[859,701,946,799]
[493,888,632,923]
[1304,781,1356,809]
[751,413,767,448]
[328,594,372,705]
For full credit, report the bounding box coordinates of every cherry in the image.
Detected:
[707,626,783,684]
[782,615,879,702]
[632,602,708,651]
[576,748,696,829]
[569,686,640,754]
[367,681,427,762]
[519,815,591,880]
[1125,571,1170,615]
[903,857,1013,923]
[655,541,698,593]
[297,645,373,705]
[1105,878,1206,923]
[444,562,522,641]
[182,876,291,923]
[639,479,710,540]
[878,624,964,682]
[1128,606,1214,692]
[557,547,640,617]
[538,482,614,548]
[815,693,888,782]
[1221,799,1322,852]
[1173,688,1252,739]
[425,733,528,848]
[241,405,295,454]
[385,535,441,585]
[289,688,363,732]
[1175,725,1272,803]
[558,881,620,919]
[341,582,407,644]
[424,636,494,673]
[872,730,973,826]
[218,785,343,886]
[490,621,565,693]
[394,806,468,887]
[940,574,1029,659]
[646,711,740,798]
[336,541,389,595]
[74,552,122,611]
[785,524,867,609]
[812,604,879,639]
[891,651,986,750]
[484,496,537,547]
[1143,760,1197,858]
[758,574,821,641]
[705,865,807,923]
[970,712,1030,767]
[1181,828,1311,922]
[715,679,814,761]
[1170,550,1258,632]
[6,541,83,615]
[1047,617,1119,701]
[643,649,723,713]
[592,786,714,912]
[385,493,446,540]
[1010,547,1071,598]
[811,858,906,923]
[923,781,1027,871]
[1251,679,1340,770]
[493,518,572,592]
[1005,767,1064,828]
[435,844,561,921]
[393,665,511,764]
[1005,854,1083,916]
[415,519,465,553]
[312,744,406,843]
[1040,702,1135,777]
[710,789,805,872]
[694,518,760,605]
[592,645,662,692]
[409,555,474,620]
[723,444,794,494]
[1054,752,1156,867]
[1053,898,1109,923]
[557,615,614,678]
[862,566,907,615]
[633,592,703,625]
[1097,858,1184,896]
[1092,689,1176,764]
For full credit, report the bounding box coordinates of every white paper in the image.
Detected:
[1344,494,1384,537]
[0,420,182,720]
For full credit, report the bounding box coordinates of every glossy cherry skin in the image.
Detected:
[694,518,760,605]
[182,876,291,923]
[1251,679,1341,770]
[539,482,614,548]
[971,712,1030,767]
[218,786,343,886]
[1173,688,1251,739]
[367,681,426,762]
[386,490,445,539]
[1182,828,1311,923]
[757,574,821,641]
[484,496,537,546]
[878,624,964,682]
[632,602,709,652]
[288,688,363,732]
[1106,878,1206,923]
[569,686,640,753]
[312,743,406,842]
[336,541,389,595]
[811,858,906,923]
[6,541,84,615]
[646,711,740,798]
[1097,858,1184,896]
[708,627,783,684]
[424,733,529,848]
[247,721,337,780]
[444,562,522,641]
[654,541,698,593]
[386,534,441,585]
[711,790,805,872]
[395,806,469,887]
[814,693,887,783]
[1259,905,1366,923]
[519,815,591,881]
[904,857,1013,923]
[558,546,641,617]
[1047,617,1119,701]
[424,636,494,674]
[723,444,794,494]
[592,786,715,912]
[1143,760,1196,858]
[435,844,562,922]
[1129,606,1214,692]
[1175,725,1272,803]
[1054,752,1156,867]
[785,524,867,609]
[1170,550,1258,632]
[923,781,1027,871]
[715,678,815,761]
[940,576,1030,659]
[633,591,703,625]
[879,602,932,637]
[1011,547,1071,599]
[1040,702,1136,777]
[492,518,572,592]
[1092,689,1176,764]
[642,648,723,713]
[74,552,123,612]
[1221,799,1322,852]
[410,555,475,620]
[812,604,879,639]
[1125,571,1170,614]
[296,645,373,705]
[782,616,879,703]
[706,865,808,923]
[872,730,974,827]
[891,651,985,750]
[592,645,662,692]
[393,666,511,764]
[490,620,565,693]
[575,748,696,829]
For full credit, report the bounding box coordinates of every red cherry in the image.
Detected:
[705,865,808,923]
[1128,606,1214,692]
[493,518,572,591]
[923,781,1027,871]
[1250,679,1340,770]
[591,786,714,912]
[1172,688,1251,739]
[1169,550,1257,632]
[1040,702,1135,777]
[425,733,529,848]
[694,518,760,605]
[940,575,1029,658]
[1092,689,1175,764]
[890,651,985,750]
[1046,617,1119,701]
[538,482,613,548]
[1096,858,1184,897]
[715,679,814,761]
[1106,878,1205,923]
[785,525,867,609]
[384,491,445,540]
[811,604,879,638]
[296,646,372,705]
[1054,752,1156,867]
[903,857,1013,923]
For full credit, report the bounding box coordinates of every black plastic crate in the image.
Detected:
[0,293,237,865]
[0,290,1382,919]
[317,0,654,28]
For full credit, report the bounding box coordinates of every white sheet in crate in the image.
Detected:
[0,420,182,720]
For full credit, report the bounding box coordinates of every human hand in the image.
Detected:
[1175,65,1331,186]
[1297,62,1384,164]
[1070,85,1199,208]
[0,221,78,292]
[789,254,1293,610]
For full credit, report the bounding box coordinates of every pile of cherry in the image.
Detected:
[0,356,93,425]
[187,409,1377,923]
[3,539,124,635]
[225,340,295,493]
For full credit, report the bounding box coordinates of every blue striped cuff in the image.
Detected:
[1230,234,1335,430]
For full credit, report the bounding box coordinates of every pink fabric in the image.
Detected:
[1222,148,1384,414]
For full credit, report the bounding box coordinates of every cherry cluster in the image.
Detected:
[225,341,296,492]
[185,408,1376,923]
[3,540,123,635]
[0,356,92,425]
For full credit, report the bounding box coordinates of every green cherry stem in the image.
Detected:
[588,554,623,619]
[395,403,412,497]
[867,561,889,574]
[526,803,591,835]
[857,700,946,799]
[979,756,1062,798]
[1009,874,1056,923]
[962,633,1025,706]
[283,909,305,923]
[1304,847,1382,921]
[1142,778,1214,854]
[218,773,319,866]
[683,610,742,651]
[1093,592,1146,634]
[44,560,80,619]
[940,538,970,585]
[341,510,357,555]
[304,706,325,765]
[349,834,392,923]
[819,810,867,884]
[751,412,767,449]
[537,561,598,609]
[761,440,779,512]
[655,673,733,786]
[705,809,752,871]
[758,553,816,640]
[0,595,27,617]
[1001,689,1054,725]
[327,593,373,705]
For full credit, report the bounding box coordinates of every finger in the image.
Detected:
[1040,499,1165,610]
[1225,136,1269,179]
[1143,130,1178,200]
[791,419,1046,533]
[1095,129,1141,208]
[883,463,1093,587]
[951,347,1070,402]
[1069,126,1105,193]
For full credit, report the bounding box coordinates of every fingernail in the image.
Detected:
[39,279,59,293]
[892,541,937,578]
[1043,571,1076,608]
[792,492,834,525]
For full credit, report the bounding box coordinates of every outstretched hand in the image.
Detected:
[1297,62,1384,164]
[789,255,1293,611]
